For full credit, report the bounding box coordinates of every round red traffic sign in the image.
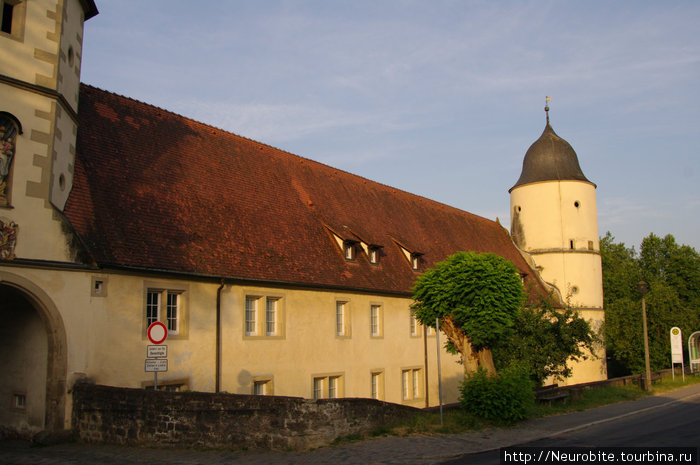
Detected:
[147,321,168,344]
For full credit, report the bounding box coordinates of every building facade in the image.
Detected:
[1,1,604,437]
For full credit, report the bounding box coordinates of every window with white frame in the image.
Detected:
[401,368,423,401]
[313,377,324,400]
[336,301,345,336]
[266,298,278,336]
[146,290,160,327]
[312,374,344,399]
[328,376,339,399]
[253,377,273,396]
[166,292,179,333]
[245,296,258,336]
[409,309,419,337]
[244,294,284,338]
[371,371,384,400]
[370,304,383,337]
[145,287,185,336]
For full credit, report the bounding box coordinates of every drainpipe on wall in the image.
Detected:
[216,279,225,393]
[424,324,429,408]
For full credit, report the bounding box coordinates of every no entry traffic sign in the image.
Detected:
[147,321,168,344]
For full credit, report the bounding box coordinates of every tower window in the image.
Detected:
[588,240,594,251]
[569,240,575,250]
[1,1,15,34]
[574,201,580,208]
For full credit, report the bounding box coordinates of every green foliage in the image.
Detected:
[601,232,700,376]
[411,251,524,350]
[493,299,598,385]
[459,366,534,424]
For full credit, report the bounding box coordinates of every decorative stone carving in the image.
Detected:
[0,218,18,260]
[0,114,20,206]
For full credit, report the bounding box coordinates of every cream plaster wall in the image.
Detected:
[511,180,599,252]
[0,84,75,261]
[1,266,465,428]
[0,0,59,86]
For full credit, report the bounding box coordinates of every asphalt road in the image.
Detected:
[439,389,700,465]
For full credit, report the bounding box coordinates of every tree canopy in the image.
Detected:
[602,232,700,376]
[411,251,523,374]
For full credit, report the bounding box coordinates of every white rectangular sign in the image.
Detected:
[147,345,167,358]
[670,327,683,364]
[145,358,168,373]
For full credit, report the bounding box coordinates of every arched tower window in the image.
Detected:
[0,112,21,206]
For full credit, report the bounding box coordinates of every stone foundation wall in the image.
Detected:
[71,384,418,450]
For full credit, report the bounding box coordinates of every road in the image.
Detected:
[439,390,700,464]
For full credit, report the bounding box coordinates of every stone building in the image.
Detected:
[0,0,605,437]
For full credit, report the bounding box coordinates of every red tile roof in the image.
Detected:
[65,84,541,296]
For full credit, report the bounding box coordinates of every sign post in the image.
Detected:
[146,322,168,389]
[670,327,684,381]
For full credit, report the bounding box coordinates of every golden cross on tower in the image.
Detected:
[545,96,552,124]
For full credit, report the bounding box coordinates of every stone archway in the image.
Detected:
[0,271,67,436]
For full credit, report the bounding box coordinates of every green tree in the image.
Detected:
[493,299,598,386]
[411,251,523,375]
[602,232,700,376]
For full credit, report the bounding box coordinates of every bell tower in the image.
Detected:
[509,101,606,383]
[0,0,98,261]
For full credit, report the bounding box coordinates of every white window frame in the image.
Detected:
[146,290,160,327]
[266,298,278,336]
[166,292,179,334]
[244,292,285,339]
[401,368,423,402]
[336,301,345,336]
[245,296,258,336]
[252,376,274,396]
[371,370,384,400]
[144,283,187,339]
[370,304,383,338]
[409,310,419,337]
[312,373,344,399]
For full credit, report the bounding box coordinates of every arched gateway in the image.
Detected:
[0,272,67,437]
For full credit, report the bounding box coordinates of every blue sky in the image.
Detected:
[81,1,700,252]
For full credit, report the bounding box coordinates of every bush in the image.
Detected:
[459,366,534,424]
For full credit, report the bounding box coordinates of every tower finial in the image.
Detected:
[545,96,551,125]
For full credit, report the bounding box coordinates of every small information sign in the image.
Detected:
[147,345,167,358]
[671,327,683,363]
[145,359,168,373]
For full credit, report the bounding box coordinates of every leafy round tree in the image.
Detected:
[411,251,523,375]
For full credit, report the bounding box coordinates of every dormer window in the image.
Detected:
[411,253,423,270]
[343,241,356,261]
[369,245,382,265]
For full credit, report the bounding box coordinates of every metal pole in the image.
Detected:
[436,317,443,426]
[641,294,652,390]
[154,371,158,390]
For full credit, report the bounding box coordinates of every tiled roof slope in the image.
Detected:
[65,84,541,296]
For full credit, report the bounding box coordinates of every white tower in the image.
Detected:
[509,103,606,384]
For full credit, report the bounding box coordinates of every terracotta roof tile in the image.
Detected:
[65,84,543,296]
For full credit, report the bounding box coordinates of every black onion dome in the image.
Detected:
[509,122,594,192]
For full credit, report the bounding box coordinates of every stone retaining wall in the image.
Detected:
[71,384,418,450]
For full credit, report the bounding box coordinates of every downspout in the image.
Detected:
[216,279,225,393]
[423,324,429,408]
